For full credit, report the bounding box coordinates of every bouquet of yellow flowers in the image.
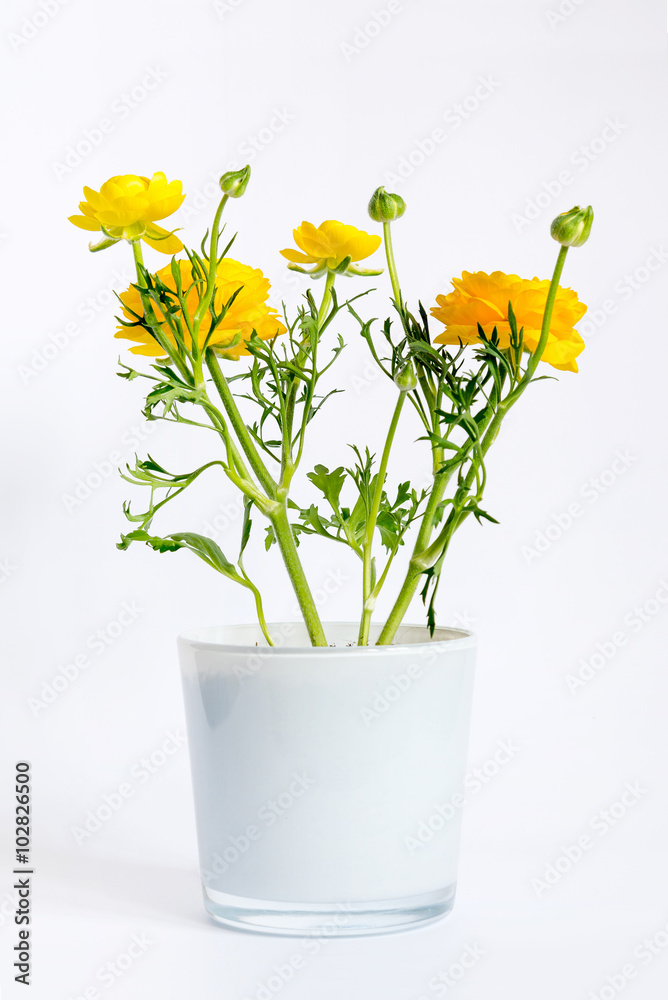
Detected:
[70,169,592,647]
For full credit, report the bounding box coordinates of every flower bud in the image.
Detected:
[394,362,417,392]
[550,205,593,248]
[368,186,406,223]
[219,165,251,198]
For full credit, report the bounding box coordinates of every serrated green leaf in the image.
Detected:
[117,529,182,553]
[307,464,346,509]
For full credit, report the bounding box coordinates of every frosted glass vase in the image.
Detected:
[178,622,477,936]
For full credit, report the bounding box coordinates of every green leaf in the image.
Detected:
[239,498,253,557]
[118,529,242,583]
[88,236,119,253]
[117,529,182,553]
[303,504,333,539]
[307,464,346,509]
[168,532,239,578]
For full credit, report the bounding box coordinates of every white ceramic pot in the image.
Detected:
[178,622,477,936]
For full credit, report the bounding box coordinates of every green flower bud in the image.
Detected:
[394,362,417,392]
[219,165,251,198]
[368,186,406,223]
[550,205,594,248]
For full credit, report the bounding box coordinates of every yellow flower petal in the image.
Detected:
[294,222,334,258]
[142,224,183,254]
[69,214,101,232]
[279,248,316,263]
[431,270,587,372]
[82,186,104,210]
[283,220,381,272]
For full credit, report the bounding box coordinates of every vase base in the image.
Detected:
[202,884,456,937]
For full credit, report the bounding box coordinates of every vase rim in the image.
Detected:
[178,621,476,655]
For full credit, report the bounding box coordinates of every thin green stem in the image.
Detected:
[205,349,278,500]
[192,193,229,339]
[331,500,363,558]
[383,221,403,309]
[270,505,327,646]
[521,245,569,385]
[281,271,335,490]
[317,270,336,327]
[415,407,505,571]
[132,239,144,274]
[357,391,406,646]
[130,240,192,383]
[375,462,454,645]
[238,564,274,646]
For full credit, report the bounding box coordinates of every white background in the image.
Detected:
[1,0,668,997]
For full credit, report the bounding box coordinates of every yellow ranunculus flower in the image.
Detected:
[115,258,286,359]
[69,172,185,253]
[280,220,381,275]
[430,271,587,372]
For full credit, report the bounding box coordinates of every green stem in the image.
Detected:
[270,505,327,646]
[281,271,335,490]
[132,239,144,274]
[130,240,192,383]
[357,391,406,646]
[192,193,229,339]
[332,500,363,558]
[238,566,274,646]
[415,408,505,571]
[205,349,278,499]
[383,221,402,309]
[521,245,569,385]
[382,220,437,413]
[375,463,454,645]
[317,270,335,326]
